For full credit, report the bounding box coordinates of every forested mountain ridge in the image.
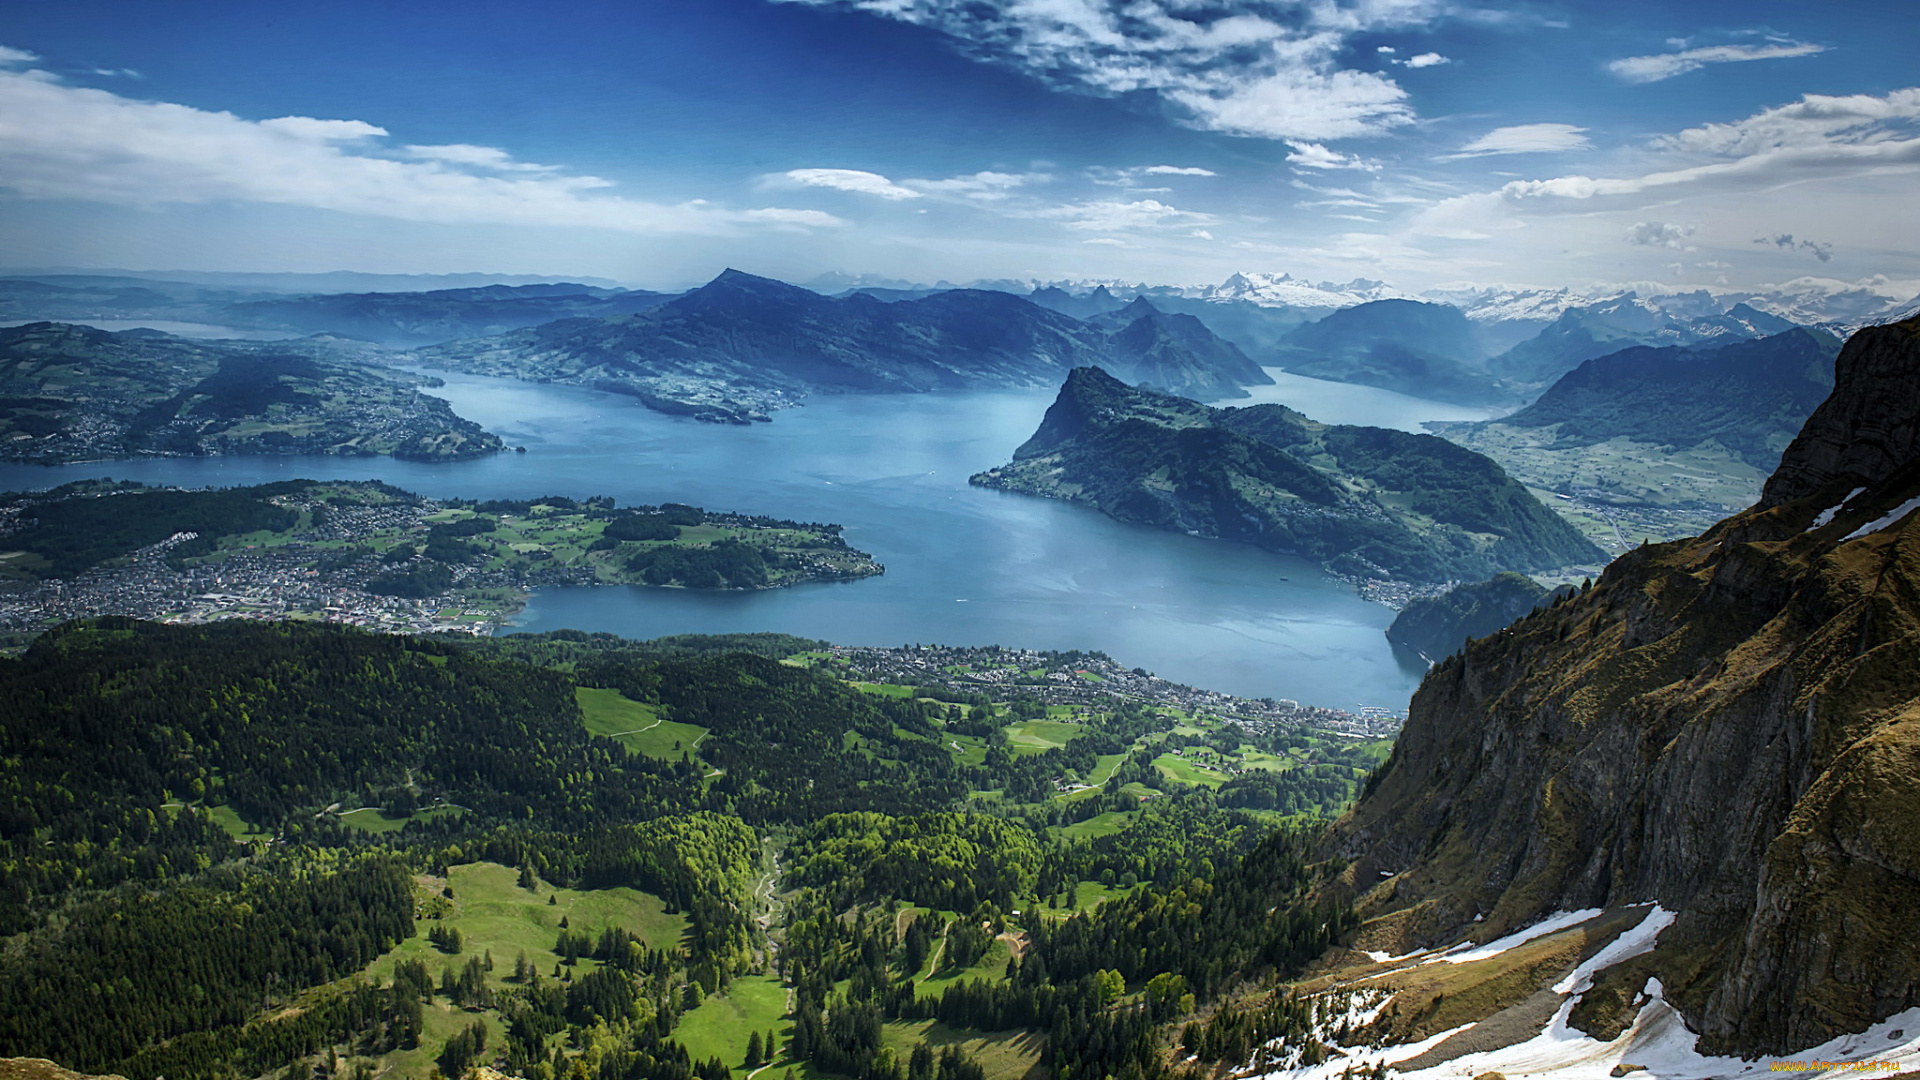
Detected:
[221,282,676,346]
[0,322,499,462]
[1448,327,1843,471]
[971,366,1603,583]
[413,270,1270,423]
[1326,314,1920,1056]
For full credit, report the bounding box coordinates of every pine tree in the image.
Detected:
[745,1031,764,1068]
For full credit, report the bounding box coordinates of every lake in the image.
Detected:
[0,367,1454,710]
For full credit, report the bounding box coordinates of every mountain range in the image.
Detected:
[412,270,1271,422]
[970,366,1604,583]
[1328,313,1920,1056]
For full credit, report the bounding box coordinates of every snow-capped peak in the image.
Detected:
[1201,271,1419,309]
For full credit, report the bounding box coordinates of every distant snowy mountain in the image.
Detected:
[1195,272,1419,309]
[1424,285,1611,325]
[1723,276,1920,328]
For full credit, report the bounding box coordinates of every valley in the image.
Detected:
[9,0,1920,1076]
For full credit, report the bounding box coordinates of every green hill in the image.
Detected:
[971,367,1603,583]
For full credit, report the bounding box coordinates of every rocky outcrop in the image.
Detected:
[1385,573,1570,662]
[1328,315,1920,1056]
[1762,317,1920,506]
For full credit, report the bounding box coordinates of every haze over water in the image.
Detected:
[0,367,1439,710]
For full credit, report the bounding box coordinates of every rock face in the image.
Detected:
[1385,573,1570,662]
[971,367,1603,583]
[1762,317,1920,506]
[1328,315,1920,1056]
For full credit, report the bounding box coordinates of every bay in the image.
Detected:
[0,370,1441,710]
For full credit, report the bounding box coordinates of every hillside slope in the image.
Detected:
[0,322,499,463]
[1484,327,1842,470]
[1327,314,1920,1056]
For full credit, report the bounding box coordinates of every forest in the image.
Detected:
[0,618,1385,1080]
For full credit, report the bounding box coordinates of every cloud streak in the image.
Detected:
[1442,123,1590,159]
[1607,40,1826,84]
[771,0,1434,140]
[779,168,924,199]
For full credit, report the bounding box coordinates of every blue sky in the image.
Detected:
[1,0,1915,296]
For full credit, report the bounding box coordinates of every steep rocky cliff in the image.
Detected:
[1328,315,1920,1056]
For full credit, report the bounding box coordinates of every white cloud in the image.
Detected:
[0,65,833,235]
[1653,88,1920,156]
[1033,197,1215,232]
[0,45,38,66]
[1607,40,1826,84]
[1376,45,1396,54]
[1168,66,1413,140]
[1139,165,1215,176]
[1286,140,1376,170]
[770,0,1433,140]
[779,167,923,199]
[1442,122,1591,158]
[1390,87,1920,290]
[258,116,386,141]
[908,170,1039,199]
[742,207,851,228]
[1625,221,1694,249]
[1397,52,1450,68]
[406,143,560,173]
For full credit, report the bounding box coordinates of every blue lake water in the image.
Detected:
[0,368,1443,710]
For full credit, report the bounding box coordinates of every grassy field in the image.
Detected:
[920,936,1013,998]
[946,733,989,768]
[336,862,685,1080]
[1055,811,1135,841]
[676,972,793,1076]
[854,682,918,698]
[576,686,710,759]
[882,1020,1045,1080]
[205,803,268,840]
[334,804,463,834]
[1152,753,1228,788]
[1001,718,1087,757]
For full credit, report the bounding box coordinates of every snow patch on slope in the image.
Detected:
[1812,487,1867,529]
[1845,495,1920,539]
[1421,908,1605,966]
